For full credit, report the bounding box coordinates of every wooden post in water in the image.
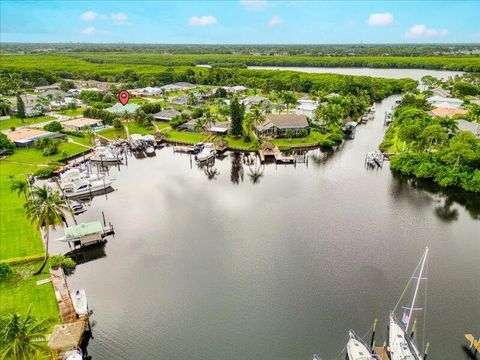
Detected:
[102,211,106,227]
[423,342,429,360]
[370,318,378,350]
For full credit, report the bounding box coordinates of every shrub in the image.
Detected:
[2,254,44,265]
[34,166,56,178]
[0,263,13,280]
[0,133,15,154]
[319,139,336,148]
[49,255,76,273]
[43,121,63,132]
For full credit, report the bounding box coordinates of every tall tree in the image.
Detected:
[16,93,26,121]
[24,185,70,275]
[10,178,29,201]
[230,97,245,137]
[281,91,298,113]
[0,307,53,360]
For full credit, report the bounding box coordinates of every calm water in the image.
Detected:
[50,95,480,360]
[248,66,463,81]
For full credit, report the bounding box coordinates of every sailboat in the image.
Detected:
[388,247,428,360]
[346,330,379,360]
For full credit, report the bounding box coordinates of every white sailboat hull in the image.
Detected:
[346,330,376,360]
[388,313,421,360]
[71,289,88,316]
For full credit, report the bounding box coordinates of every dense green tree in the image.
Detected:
[16,93,26,120]
[280,91,298,113]
[230,96,245,137]
[43,121,63,132]
[0,133,15,154]
[453,81,478,97]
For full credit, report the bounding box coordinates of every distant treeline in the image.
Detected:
[0,54,417,101]
[1,43,480,58]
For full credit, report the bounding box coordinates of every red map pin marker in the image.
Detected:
[118,90,130,106]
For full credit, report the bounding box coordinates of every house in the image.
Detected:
[207,121,229,135]
[429,108,468,117]
[34,83,60,92]
[295,99,318,118]
[61,118,103,132]
[325,92,340,99]
[178,119,197,132]
[432,87,451,98]
[241,95,268,108]
[457,119,480,138]
[161,82,196,92]
[255,114,309,137]
[132,87,163,97]
[7,128,63,147]
[153,109,182,121]
[223,86,248,94]
[427,95,463,109]
[105,103,140,115]
[50,97,82,109]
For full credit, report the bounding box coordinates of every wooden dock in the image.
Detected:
[50,268,81,324]
[373,346,389,360]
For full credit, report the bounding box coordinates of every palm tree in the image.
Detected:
[0,307,53,360]
[25,185,70,275]
[10,178,29,201]
[193,118,207,133]
[281,91,298,113]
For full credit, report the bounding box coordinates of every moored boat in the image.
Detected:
[195,143,216,162]
[346,330,378,360]
[90,146,122,164]
[71,289,88,316]
[63,348,83,360]
[62,178,113,198]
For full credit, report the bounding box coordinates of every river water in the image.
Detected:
[50,94,480,360]
[248,66,463,81]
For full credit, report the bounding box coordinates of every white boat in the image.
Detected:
[195,143,216,162]
[63,348,83,360]
[388,247,428,360]
[62,178,113,198]
[60,169,104,188]
[145,146,155,156]
[90,146,122,164]
[71,289,88,316]
[346,330,377,360]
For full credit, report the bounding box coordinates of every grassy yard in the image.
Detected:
[98,127,126,139]
[0,116,56,131]
[0,261,60,322]
[127,123,157,135]
[272,131,329,150]
[67,134,93,147]
[57,108,84,116]
[224,136,258,151]
[164,130,208,144]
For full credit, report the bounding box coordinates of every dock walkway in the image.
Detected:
[50,268,79,324]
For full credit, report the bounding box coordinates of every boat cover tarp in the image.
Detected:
[65,221,103,239]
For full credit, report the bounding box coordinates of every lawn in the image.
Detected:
[164,130,208,144]
[67,134,93,147]
[98,127,126,140]
[0,261,60,322]
[224,136,258,151]
[127,123,157,135]
[0,116,56,131]
[57,108,84,116]
[272,130,328,150]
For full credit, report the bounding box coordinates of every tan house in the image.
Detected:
[430,108,467,118]
[62,117,103,131]
[255,114,309,137]
[7,128,62,147]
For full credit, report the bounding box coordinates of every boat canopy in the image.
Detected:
[130,133,143,141]
[65,221,103,239]
[142,134,155,142]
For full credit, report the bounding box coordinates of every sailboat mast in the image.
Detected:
[406,247,429,332]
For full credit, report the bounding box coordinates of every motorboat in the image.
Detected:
[70,203,86,215]
[71,289,88,316]
[62,178,113,198]
[60,168,104,188]
[145,146,156,156]
[191,142,205,155]
[63,348,83,360]
[195,143,216,162]
[346,330,378,360]
[343,121,358,139]
[90,146,122,164]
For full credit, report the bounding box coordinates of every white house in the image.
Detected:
[295,99,318,118]
[427,95,463,109]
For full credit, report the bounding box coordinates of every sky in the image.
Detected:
[1,0,479,44]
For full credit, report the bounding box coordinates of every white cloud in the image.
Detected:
[81,27,97,35]
[404,24,449,39]
[367,12,394,26]
[240,0,271,12]
[111,12,128,24]
[267,15,282,27]
[80,11,98,21]
[188,16,217,26]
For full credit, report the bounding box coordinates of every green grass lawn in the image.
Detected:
[0,116,56,131]
[272,131,328,150]
[127,123,157,135]
[224,136,258,150]
[67,134,93,147]
[0,261,60,322]
[57,108,84,116]
[98,127,126,139]
[164,130,208,144]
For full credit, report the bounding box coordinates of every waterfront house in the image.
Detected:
[432,87,451,98]
[295,99,318,118]
[208,121,229,135]
[178,119,197,132]
[427,95,463,109]
[255,114,309,137]
[429,108,468,117]
[105,103,140,115]
[170,94,190,106]
[7,128,64,147]
[62,117,103,132]
[153,109,182,121]
[457,119,480,138]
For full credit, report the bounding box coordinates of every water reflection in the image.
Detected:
[247,159,264,185]
[230,152,244,184]
[391,172,480,221]
[65,244,107,266]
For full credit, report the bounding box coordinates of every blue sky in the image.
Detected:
[1,0,479,44]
